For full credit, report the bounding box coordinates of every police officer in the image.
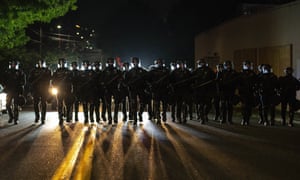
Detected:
[237,60,257,126]
[70,61,81,122]
[2,60,26,124]
[213,63,224,121]
[257,64,279,126]
[102,58,122,124]
[28,59,52,124]
[218,60,238,124]
[192,59,216,124]
[125,57,149,125]
[169,60,191,123]
[77,61,94,124]
[119,62,131,121]
[148,58,170,124]
[90,61,105,123]
[52,58,73,125]
[278,67,300,127]
[257,64,265,124]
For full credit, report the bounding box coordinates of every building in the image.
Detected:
[195,0,300,77]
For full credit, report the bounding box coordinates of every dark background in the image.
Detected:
[54,0,295,66]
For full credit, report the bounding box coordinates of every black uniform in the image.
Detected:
[237,61,257,125]
[2,61,26,124]
[119,62,131,121]
[213,64,224,121]
[70,62,81,122]
[90,62,105,123]
[52,59,73,125]
[169,61,191,123]
[148,60,170,124]
[218,61,238,124]
[125,57,149,125]
[192,60,216,124]
[278,67,300,126]
[257,64,279,126]
[102,59,122,124]
[28,61,52,124]
[77,63,94,124]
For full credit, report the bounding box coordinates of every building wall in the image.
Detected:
[195,0,300,76]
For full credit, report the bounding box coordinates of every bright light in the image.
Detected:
[0,92,7,110]
[57,25,62,29]
[75,24,81,28]
[50,87,58,96]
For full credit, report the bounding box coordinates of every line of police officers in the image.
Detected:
[1,57,300,127]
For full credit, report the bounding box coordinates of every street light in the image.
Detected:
[57,25,62,48]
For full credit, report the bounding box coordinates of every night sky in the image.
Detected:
[57,0,295,66]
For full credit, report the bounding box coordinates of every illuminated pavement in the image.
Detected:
[0,109,300,180]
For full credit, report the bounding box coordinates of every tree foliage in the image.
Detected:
[0,0,77,49]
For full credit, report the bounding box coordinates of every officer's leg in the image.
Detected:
[204,97,212,122]
[138,96,145,122]
[41,95,47,124]
[162,98,167,122]
[113,93,120,123]
[227,98,234,124]
[220,97,227,124]
[82,101,89,124]
[281,100,287,125]
[214,96,220,121]
[57,95,64,125]
[94,99,100,123]
[13,96,19,124]
[6,94,13,123]
[33,95,40,122]
[270,104,275,126]
[66,100,72,123]
[176,98,183,123]
[121,95,127,121]
[105,95,112,124]
[130,93,138,125]
[153,97,160,121]
[288,100,295,127]
[74,99,79,122]
[89,102,95,123]
[100,97,107,122]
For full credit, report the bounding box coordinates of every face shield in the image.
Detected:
[9,61,19,70]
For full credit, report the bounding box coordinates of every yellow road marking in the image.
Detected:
[73,125,97,180]
[52,126,88,180]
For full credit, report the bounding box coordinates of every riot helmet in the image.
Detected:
[81,60,90,70]
[262,64,271,74]
[216,63,224,72]
[196,58,207,68]
[58,58,67,68]
[131,57,140,68]
[106,57,115,67]
[71,61,78,70]
[122,62,130,71]
[36,59,46,68]
[154,58,164,67]
[176,60,186,69]
[170,62,176,71]
[223,60,232,70]
[242,60,252,70]
[9,60,20,70]
[93,61,101,70]
[284,67,293,75]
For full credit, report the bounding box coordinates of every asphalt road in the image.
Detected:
[0,108,300,180]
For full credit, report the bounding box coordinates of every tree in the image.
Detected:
[0,0,77,49]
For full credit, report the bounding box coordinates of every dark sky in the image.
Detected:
[58,0,295,66]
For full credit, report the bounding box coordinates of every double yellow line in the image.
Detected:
[52,125,97,180]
